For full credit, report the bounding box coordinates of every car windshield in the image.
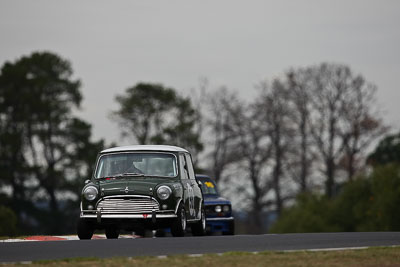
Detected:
[199,178,219,195]
[95,152,178,178]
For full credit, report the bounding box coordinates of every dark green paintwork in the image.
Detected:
[80,149,203,223]
[99,177,169,196]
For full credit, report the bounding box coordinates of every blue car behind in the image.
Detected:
[196,174,234,235]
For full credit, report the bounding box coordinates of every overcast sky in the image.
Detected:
[1,0,399,145]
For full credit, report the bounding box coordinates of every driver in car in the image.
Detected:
[126,161,144,174]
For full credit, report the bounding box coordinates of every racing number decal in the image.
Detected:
[187,182,195,217]
[204,181,214,188]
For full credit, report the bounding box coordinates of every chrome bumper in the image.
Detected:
[80,209,177,222]
[80,195,179,222]
[80,213,177,219]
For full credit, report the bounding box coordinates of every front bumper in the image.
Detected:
[80,195,180,222]
[206,217,234,222]
[80,209,177,221]
[205,217,234,233]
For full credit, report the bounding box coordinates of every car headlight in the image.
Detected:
[215,205,222,213]
[157,185,172,200]
[223,205,230,212]
[83,186,98,201]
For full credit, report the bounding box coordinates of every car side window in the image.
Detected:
[184,153,196,180]
[179,154,189,180]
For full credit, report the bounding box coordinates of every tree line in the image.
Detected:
[0,52,104,235]
[270,131,400,233]
[0,51,396,235]
[201,64,387,232]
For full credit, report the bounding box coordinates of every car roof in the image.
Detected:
[100,145,189,154]
[195,174,215,182]
[195,174,210,178]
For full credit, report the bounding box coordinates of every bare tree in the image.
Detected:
[284,69,315,193]
[199,63,386,234]
[307,64,353,197]
[206,81,303,230]
[289,63,386,197]
[339,76,387,180]
[256,80,294,215]
[206,88,240,184]
[228,99,273,232]
[204,87,274,232]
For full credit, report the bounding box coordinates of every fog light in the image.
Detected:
[88,205,94,210]
[162,204,168,210]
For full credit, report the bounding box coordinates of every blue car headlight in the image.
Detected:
[223,205,230,212]
[215,205,222,212]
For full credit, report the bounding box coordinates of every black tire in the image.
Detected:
[77,218,94,240]
[171,204,186,237]
[155,229,166,237]
[191,207,206,236]
[105,226,120,239]
[134,228,146,237]
[222,220,235,235]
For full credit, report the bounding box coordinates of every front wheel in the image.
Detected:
[134,228,146,237]
[105,226,120,239]
[171,204,186,237]
[155,229,166,237]
[77,218,94,240]
[191,207,206,236]
[222,220,235,235]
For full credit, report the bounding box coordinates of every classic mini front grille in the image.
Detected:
[96,197,160,214]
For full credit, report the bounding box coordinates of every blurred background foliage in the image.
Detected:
[0,51,105,235]
[270,164,400,233]
[0,50,399,235]
[0,205,17,236]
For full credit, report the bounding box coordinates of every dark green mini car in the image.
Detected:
[77,145,205,239]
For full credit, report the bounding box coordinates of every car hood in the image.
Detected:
[203,195,231,205]
[98,177,168,196]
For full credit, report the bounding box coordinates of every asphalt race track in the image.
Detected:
[1,232,400,263]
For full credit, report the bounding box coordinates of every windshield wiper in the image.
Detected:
[119,172,145,177]
[145,174,171,178]
[99,173,145,179]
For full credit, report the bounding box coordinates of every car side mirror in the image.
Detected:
[84,179,91,185]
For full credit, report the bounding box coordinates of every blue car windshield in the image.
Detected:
[199,178,218,195]
[95,152,178,178]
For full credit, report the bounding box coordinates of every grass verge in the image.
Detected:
[4,246,400,267]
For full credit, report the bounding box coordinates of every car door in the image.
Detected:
[179,154,195,220]
[184,153,202,220]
